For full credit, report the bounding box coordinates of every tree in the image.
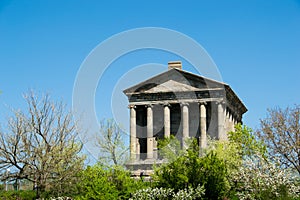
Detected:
[96,119,128,166]
[0,91,85,197]
[154,139,230,200]
[258,105,300,174]
[230,154,300,200]
[228,124,266,159]
[157,135,184,162]
[154,125,269,199]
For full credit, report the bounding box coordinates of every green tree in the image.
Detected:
[228,123,266,158]
[75,164,118,200]
[157,135,184,162]
[154,125,269,199]
[154,139,229,200]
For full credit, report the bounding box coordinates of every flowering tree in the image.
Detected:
[231,154,300,200]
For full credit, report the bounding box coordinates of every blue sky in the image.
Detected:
[1,0,300,135]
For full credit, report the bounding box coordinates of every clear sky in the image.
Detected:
[1,0,300,140]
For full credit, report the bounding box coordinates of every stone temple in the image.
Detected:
[123,61,247,178]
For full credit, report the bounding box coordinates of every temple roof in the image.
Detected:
[123,68,247,115]
[124,68,225,94]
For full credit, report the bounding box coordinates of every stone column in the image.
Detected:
[217,102,225,140]
[129,105,136,161]
[182,103,189,149]
[147,105,153,159]
[225,109,228,132]
[200,103,207,148]
[164,103,171,138]
[153,139,158,159]
[233,115,237,125]
[229,112,235,132]
[224,107,229,140]
[136,138,140,160]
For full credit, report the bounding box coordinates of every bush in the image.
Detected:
[75,164,147,199]
[130,185,205,200]
[0,190,36,200]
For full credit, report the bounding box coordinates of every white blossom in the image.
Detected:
[231,154,300,199]
[130,185,205,200]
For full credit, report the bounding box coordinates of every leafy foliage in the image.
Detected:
[75,164,146,200]
[228,123,266,158]
[154,124,296,200]
[206,138,240,177]
[157,135,184,162]
[154,139,229,200]
[0,190,36,200]
[75,164,118,200]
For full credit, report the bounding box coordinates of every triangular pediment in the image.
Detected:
[144,80,200,93]
[123,68,225,95]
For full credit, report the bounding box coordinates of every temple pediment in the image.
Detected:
[144,80,201,93]
[123,68,225,95]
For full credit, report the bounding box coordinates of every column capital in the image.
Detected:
[180,102,189,107]
[215,100,226,105]
[163,102,171,107]
[128,104,136,109]
[146,104,153,108]
[198,101,207,106]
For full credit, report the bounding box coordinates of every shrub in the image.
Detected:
[130,185,205,200]
[75,164,147,199]
[0,190,36,200]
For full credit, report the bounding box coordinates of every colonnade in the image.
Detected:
[129,101,238,161]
